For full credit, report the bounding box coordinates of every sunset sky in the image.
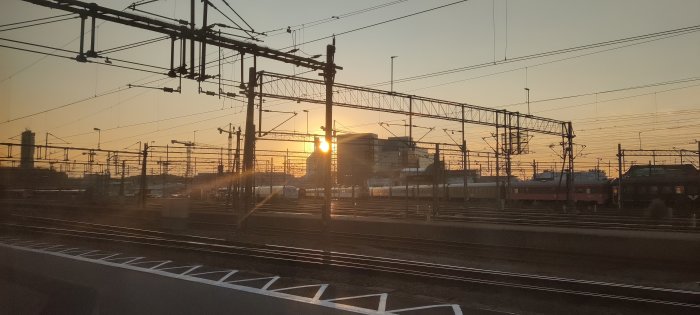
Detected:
[1,0,699,176]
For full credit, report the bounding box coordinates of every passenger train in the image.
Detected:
[253,185,300,199]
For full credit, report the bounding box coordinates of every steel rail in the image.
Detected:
[2,217,698,311]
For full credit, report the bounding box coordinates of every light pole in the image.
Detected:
[390,56,398,93]
[93,127,101,149]
[524,88,530,115]
[638,131,642,150]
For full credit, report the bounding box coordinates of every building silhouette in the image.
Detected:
[20,129,35,169]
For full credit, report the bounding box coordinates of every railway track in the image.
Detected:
[1,215,699,314]
[253,200,699,233]
[2,198,697,233]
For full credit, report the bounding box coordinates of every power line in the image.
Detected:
[370,24,700,88]
[0,83,125,125]
[206,0,257,40]
[0,13,75,28]
[218,0,254,31]
[498,76,700,110]
[294,0,470,47]
[99,35,169,54]
[198,0,427,68]
[536,82,700,114]
[0,37,76,54]
[263,0,409,36]
[0,3,137,84]
[0,16,78,33]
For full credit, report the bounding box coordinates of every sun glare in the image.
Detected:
[319,140,330,153]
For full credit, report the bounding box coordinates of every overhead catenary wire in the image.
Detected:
[99,35,170,54]
[262,0,409,36]
[0,2,140,84]
[0,13,75,28]
[283,0,470,47]
[203,0,468,69]
[218,0,254,32]
[370,24,700,88]
[205,0,258,40]
[497,77,700,110]
[0,15,78,33]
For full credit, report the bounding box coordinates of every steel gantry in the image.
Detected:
[22,0,344,227]
[256,71,577,208]
[21,0,336,72]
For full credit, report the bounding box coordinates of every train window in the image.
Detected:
[513,188,519,194]
[675,186,684,194]
[585,188,591,194]
[649,186,658,194]
[661,186,672,194]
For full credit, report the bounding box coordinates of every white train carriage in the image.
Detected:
[369,182,500,200]
[305,186,366,199]
[254,185,300,199]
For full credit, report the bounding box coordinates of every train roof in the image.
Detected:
[530,170,608,184]
[624,164,698,178]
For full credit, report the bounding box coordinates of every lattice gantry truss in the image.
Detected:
[258,72,569,136]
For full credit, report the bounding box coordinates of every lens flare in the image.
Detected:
[319,140,330,153]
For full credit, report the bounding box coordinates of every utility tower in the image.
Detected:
[218,124,235,173]
[171,140,195,177]
[218,124,241,208]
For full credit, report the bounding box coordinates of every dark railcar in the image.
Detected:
[612,164,699,214]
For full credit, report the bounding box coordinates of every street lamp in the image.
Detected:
[524,88,530,115]
[638,131,642,150]
[390,56,398,93]
[93,127,101,149]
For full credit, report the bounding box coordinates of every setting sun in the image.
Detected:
[319,140,330,153]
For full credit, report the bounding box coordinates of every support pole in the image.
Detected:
[119,160,125,197]
[506,113,512,205]
[234,127,241,209]
[164,145,169,197]
[179,36,187,74]
[406,97,413,214]
[241,67,257,225]
[462,105,469,206]
[495,112,501,209]
[284,149,288,197]
[76,15,87,62]
[198,0,208,80]
[617,143,623,209]
[86,15,96,57]
[409,96,413,150]
[189,0,195,78]
[432,143,440,217]
[566,121,575,209]
[322,43,336,227]
[139,143,148,207]
[168,36,176,77]
[258,83,263,137]
[226,124,233,205]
